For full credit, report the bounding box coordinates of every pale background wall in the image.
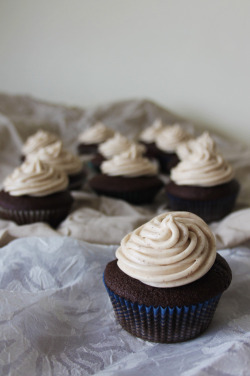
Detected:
[0,0,249,145]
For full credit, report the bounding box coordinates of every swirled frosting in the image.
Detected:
[171,133,234,187]
[22,130,60,156]
[101,145,158,177]
[98,133,145,159]
[3,159,69,197]
[139,119,165,143]
[78,122,114,144]
[116,211,216,287]
[155,124,191,152]
[28,141,82,175]
[176,132,215,161]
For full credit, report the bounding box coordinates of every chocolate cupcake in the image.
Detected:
[27,141,86,190]
[155,124,191,173]
[0,159,73,227]
[166,133,240,222]
[104,211,232,343]
[90,133,146,172]
[139,118,165,159]
[21,130,60,161]
[77,122,114,155]
[89,145,163,204]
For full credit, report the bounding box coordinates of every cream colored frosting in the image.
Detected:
[28,141,82,175]
[98,133,145,159]
[176,132,215,161]
[116,211,216,288]
[139,119,165,143]
[101,145,158,177]
[171,133,234,187]
[3,159,69,197]
[155,124,191,152]
[78,122,114,144]
[22,130,60,156]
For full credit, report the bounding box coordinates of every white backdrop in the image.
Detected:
[0,0,249,144]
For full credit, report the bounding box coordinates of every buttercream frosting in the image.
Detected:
[139,119,165,143]
[171,133,234,187]
[22,130,60,156]
[116,211,216,287]
[98,133,145,159]
[155,124,190,152]
[3,159,69,197]
[78,122,114,144]
[101,145,158,177]
[28,141,82,175]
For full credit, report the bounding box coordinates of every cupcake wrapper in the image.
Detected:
[0,206,71,228]
[104,281,221,343]
[87,160,102,174]
[93,185,162,205]
[166,192,239,223]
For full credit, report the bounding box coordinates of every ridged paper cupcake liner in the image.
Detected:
[104,280,221,343]
[166,192,239,223]
[0,206,71,227]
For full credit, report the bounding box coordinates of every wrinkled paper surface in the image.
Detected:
[0,237,249,376]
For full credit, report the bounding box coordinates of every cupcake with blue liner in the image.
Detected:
[103,211,232,343]
[166,133,240,223]
[155,123,191,173]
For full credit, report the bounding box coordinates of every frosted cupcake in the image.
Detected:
[77,122,115,155]
[0,159,73,227]
[21,130,60,160]
[90,133,146,172]
[89,145,163,204]
[104,211,232,343]
[166,133,240,222]
[139,118,165,159]
[155,124,191,173]
[27,141,86,190]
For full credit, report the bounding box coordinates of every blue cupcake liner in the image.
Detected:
[166,192,238,223]
[104,279,221,343]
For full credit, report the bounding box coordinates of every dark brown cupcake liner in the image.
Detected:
[166,192,239,223]
[104,279,221,343]
[0,206,71,228]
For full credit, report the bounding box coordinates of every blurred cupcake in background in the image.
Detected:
[27,141,86,190]
[155,123,191,173]
[139,118,165,159]
[166,132,240,222]
[89,145,163,204]
[21,129,60,160]
[0,159,73,227]
[77,122,114,155]
[90,133,145,172]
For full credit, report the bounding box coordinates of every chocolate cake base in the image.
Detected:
[166,179,240,223]
[77,143,98,155]
[155,149,179,174]
[103,255,231,343]
[68,168,87,190]
[0,189,74,227]
[89,174,163,204]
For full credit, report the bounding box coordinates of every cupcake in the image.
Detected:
[77,122,115,155]
[139,118,165,159]
[103,211,232,343]
[89,145,163,205]
[21,130,60,160]
[155,124,191,173]
[166,133,240,222]
[27,141,86,190]
[0,159,74,227]
[90,133,146,172]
